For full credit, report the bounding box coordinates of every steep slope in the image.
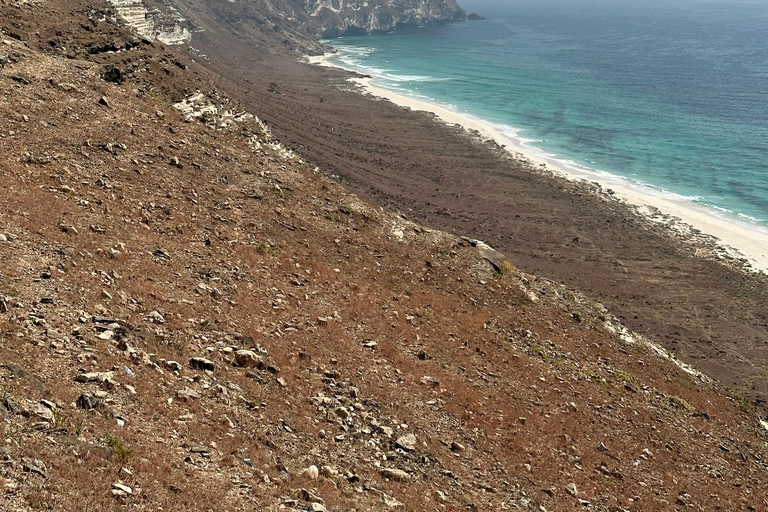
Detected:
[1,1,768,511]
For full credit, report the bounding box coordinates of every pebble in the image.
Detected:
[0,234,7,242]
[566,482,578,496]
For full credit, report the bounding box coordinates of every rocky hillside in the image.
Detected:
[1,0,768,511]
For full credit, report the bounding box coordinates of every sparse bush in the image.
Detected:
[103,434,134,462]
[615,369,636,386]
[669,395,693,412]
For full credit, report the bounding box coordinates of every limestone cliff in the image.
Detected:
[101,0,465,49]
[105,0,192,45]
[300,0,467,38]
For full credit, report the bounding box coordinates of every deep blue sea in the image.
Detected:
[323,0,768,229]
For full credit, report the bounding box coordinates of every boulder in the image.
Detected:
[381,468,411,481]
[190,357,214,371]
[234,349,263,368]
[395,432,417,451]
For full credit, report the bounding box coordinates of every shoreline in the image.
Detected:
[308,53,768,273]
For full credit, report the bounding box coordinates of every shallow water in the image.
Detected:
[324,0,768,229]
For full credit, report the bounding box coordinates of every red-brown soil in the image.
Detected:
[1,1,768,511]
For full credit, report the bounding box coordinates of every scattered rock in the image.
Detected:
[381,468,411,481]
[98,96,110,107]
[28,403,54,422]
[176,387,201,401]
[420,375,439,387]
[382,493,405,510]
[0,234,6,242]
[76,393,100,410]
[190,357,214,371]
[565,482,578,496]
[112,482,133,497]
[301,465,319,480]
[97,330,114,340]
[153,248,172,261]
[395,432,417,451]
[299,488,324,504]
[189,445,210,456]
[450,441,465,452]
[76,371,114,384]
[23,459,47,478]
[165,360,183,372]
[320,465,337,478]
[234,349,263,368]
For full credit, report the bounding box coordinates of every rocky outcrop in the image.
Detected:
[105,0,192,45]
[303,0,467,38]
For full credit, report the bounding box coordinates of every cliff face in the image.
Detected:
[105,0,192,45]
[104,0,465,52]
[299,0,467,38]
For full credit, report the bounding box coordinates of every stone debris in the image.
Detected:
[381,468,411,481]
[22,459,47,478]
[189,357,215,371]
[112,482,133,497]
[301,464,319,479]
[75,371,115,384]
[395,433,417,451]
[234,349,263,368]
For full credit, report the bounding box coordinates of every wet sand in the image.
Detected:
[182,37,768,413]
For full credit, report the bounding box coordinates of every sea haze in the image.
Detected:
[324,0,768,228]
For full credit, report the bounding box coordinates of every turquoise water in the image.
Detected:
[323,0,768,228]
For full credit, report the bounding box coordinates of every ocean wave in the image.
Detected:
[330,50,449,84]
